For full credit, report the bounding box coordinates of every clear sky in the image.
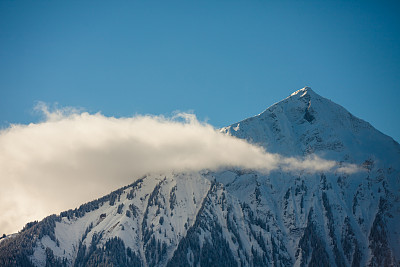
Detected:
[1,0,399,142]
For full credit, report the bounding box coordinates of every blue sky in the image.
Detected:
[1,0,399,141]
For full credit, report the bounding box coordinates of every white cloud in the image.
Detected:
[0,104,358,234]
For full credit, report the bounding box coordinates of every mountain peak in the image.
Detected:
[222,87,400,163]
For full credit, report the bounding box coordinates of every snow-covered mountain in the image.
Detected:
[1,87,399,266]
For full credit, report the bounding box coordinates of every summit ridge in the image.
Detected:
[290,86,314,97]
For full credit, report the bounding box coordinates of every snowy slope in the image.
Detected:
[1,87,399,267]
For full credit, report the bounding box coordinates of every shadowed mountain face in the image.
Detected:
[1,87,399,267]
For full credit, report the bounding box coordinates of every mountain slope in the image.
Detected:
[1,87,399,267]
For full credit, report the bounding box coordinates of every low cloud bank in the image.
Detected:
[0,105,358,234]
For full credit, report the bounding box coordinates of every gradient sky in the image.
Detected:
[1,0,399,142]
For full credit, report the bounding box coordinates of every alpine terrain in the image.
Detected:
[1,87,399,266]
